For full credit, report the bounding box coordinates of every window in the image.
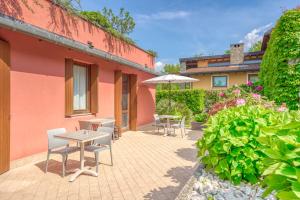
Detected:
[248,74,259,83]
[73,64,89,112]
[65,59,98,116]
[212,76,228,87]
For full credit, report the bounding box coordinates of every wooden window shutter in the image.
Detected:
[0,40,10,174]
[65,59,73,116]
[90,64,99,114]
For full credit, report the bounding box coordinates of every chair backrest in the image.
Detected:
[94,127,114,145]
[154,114,160,124]
[102,121,115,128]
[47,128,68,150]
[180,116,186,128]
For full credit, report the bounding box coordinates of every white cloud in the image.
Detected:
[240,23,272,50]
[155,61,165,72]
[136,11,190,22]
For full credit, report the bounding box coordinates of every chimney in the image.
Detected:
[230,43,244,65]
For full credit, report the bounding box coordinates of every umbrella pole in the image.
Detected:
[168,81,171,114]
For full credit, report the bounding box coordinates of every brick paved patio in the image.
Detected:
[0,127,202,200]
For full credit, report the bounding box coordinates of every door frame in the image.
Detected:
[114,71,137,134]
[121,74,130,131]
[0,39,10,174]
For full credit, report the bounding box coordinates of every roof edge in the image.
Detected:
[179,51,265,62]
[0,13,160,76]
[181,67,260,75]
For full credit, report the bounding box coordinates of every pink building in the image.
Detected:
[0,0,157,174]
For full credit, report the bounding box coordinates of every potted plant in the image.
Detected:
[191,112,208,130]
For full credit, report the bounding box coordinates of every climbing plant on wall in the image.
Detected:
[259,8,300,110]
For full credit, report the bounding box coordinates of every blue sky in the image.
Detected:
[80,0,299,71]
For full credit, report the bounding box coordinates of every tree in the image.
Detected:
[248,41,262,52]
[163,64,180,74]
[102,7,135,35]
[224,49,230,54]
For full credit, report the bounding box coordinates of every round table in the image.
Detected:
[158,115,180,136]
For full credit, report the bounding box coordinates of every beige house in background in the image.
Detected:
[179,30,271,90]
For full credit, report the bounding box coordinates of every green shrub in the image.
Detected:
[80,11,112,29]
[260,8,300,110]
[156,89,205,114]
[194,112,208,123]
[197,105,278,185]
[257,111,300,200]
[204,90,219,111]
[156,99,193,124]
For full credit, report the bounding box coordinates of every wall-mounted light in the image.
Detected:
[87,41,94,49]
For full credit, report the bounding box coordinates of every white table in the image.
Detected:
[159,115,180,136]
[54,130,109,182]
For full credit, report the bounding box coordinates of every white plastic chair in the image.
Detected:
[153,114,167,133]
[45,128,80,177]
[84,127,113,173]
[171,116,186,138]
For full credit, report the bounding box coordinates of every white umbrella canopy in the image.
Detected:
[143,74,199,114]
[143,74,198,84]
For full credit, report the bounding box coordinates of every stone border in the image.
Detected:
[176,164,203,200]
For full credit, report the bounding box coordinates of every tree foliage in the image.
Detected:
[80,8,136,44]
[260,8,300,110]
[80,11,111,29]
[163,64,180,74]
[102,7,135,35]
[249,41,262,52]
[224,49,230,54]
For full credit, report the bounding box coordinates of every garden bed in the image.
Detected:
[177,165,276,200]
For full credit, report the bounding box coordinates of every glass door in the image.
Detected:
[122,74,130,129]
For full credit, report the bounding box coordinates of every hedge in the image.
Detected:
[156,89,205,114]
[260,8,300,110]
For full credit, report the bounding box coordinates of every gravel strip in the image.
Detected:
[176,164,276,200]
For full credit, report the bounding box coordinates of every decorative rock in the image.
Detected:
[188,167,276,200]
[193,182,201,191]
[190,191,206,200]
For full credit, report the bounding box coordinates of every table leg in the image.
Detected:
[164,118,171,136]
[69,142,98,182]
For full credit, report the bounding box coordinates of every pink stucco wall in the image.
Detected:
[0,28,155,161]
[0,0,154,68]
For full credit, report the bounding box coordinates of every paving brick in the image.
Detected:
[0,128,201,200]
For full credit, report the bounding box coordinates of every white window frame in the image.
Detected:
[211,74,229,88]
[247,73,259,83]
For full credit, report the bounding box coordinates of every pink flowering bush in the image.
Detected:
[233,89,241,96]
[236,98,246,106]
[207,83,286,115]
[247,81,253,86]
[218,92,225,97]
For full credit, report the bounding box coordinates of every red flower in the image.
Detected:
[255,85,263,91]
[219,92,225,97]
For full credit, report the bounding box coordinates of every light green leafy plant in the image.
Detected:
[197,105,278,185]
[258,111,300,200]
[194,112,208,123]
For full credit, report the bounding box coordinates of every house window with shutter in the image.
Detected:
[65,59,98,116]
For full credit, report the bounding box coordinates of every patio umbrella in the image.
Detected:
[143,74,199,112]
